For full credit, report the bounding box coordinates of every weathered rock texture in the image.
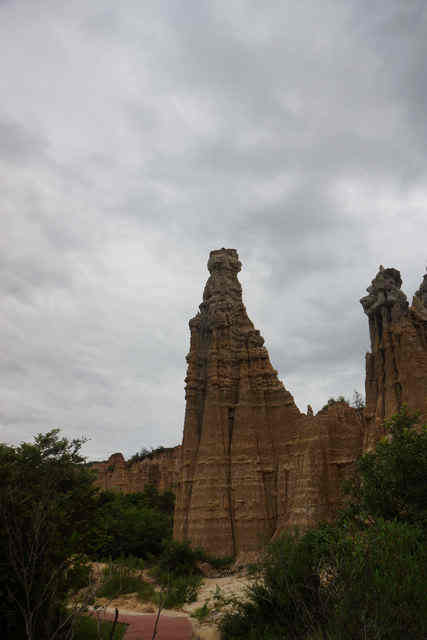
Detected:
[91,446,181,494]
[173,249,364,556]
[361,266,427,448]
[95,255,427,557]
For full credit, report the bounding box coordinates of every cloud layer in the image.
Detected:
[1,0,426,459]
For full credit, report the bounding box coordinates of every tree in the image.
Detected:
[0,430,101,640]
[95,487,174,559]
[346,405,427,528]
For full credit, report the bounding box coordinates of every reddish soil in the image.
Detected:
[103,610,193,640]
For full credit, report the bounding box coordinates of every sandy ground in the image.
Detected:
[92,574,251,640]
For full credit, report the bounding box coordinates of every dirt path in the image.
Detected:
[92,574,250,640]
[99,609,193,640]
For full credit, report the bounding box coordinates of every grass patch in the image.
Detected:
[96,563,155,602]
[154,573,203,609]
[74,614,127,639]
[191,602,211,623]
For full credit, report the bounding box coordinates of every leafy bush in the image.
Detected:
[155,573,203,609]
[95,488,174,559]
[96,563,154,601]
[154,539,204,579]
[346,406,427,528]
[191,602,212,623]
[326,519,427,639]
[220,528,329,639]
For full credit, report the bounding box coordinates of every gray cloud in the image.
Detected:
[0,0,426,460]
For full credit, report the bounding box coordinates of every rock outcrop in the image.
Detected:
[361,266,427,448]
[91,446,181,494]
[95,254,427,558]
[173,249,364,556]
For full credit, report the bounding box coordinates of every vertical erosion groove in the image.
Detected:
[183,327,209,539]
[227,406,236,557]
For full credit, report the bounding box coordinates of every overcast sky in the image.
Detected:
[1,0,426,460]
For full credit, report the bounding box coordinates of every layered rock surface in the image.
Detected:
[91,446,180,494]
[361,266,427,448]
[173,249,364,556]
[95,255,427,557]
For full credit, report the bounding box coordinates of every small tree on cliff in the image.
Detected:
[0,430,100,640]
[346,405,427,528]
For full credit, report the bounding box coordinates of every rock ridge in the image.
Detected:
[91,445,181,494]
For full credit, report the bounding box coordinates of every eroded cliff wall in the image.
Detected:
[173,249,365,556]
[361,267,427,449]
[91,446,181,494]
[93,255,427,557]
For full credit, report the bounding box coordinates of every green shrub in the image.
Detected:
[326,519,427,640]
[191,602,211,623]
[202,553,235,570]
[220,528,328,639]
[96,563,154,602]
[154,539,204,579]
[346,406,427,528]
[154,573,203,609]
[96,489,173,559]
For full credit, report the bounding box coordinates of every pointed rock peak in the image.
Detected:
[360,266,408,317]
[194,248,245,329]
[207,248,242,275]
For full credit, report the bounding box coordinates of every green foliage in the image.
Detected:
[191,602,211,623]
[148,539,204,609]
[220,408,427,640]
[95,486,174,559]
[96,563,154,601]
[202,553,235,570]
[220,528,329,639]
[346,406,427,528]
[154,573,202,609]
[0,430,102,640]
[73,614,127,639]
[326,519,427,639]
[154,539,204,579]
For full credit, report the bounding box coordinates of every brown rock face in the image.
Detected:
[92,255,427,557]
[173,249,364,556]
[274,401,364,537]
[91,446,181,494]
[361,267,427,448]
